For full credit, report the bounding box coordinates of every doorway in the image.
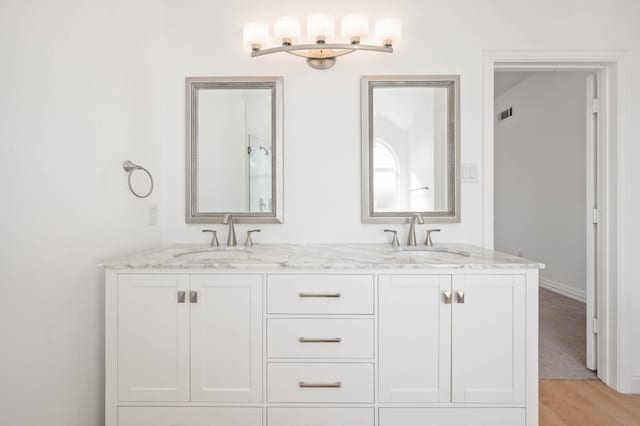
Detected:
[493,70,598,379]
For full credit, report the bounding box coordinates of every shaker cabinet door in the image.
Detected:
[451,275,526,403]
[117,274,190,402]
[190,274,263,402]
[379,274,452,403]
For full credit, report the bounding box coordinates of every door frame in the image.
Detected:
[482,50,630,392]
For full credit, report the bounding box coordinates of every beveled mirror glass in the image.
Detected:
[186,77,283,223]
[361,76,460,223]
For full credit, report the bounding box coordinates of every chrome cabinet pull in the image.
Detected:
[298,292,342,298]
[443,291,452,304]
[299,337,342,343]
[190,291,198,303]
[456,291,465,304]
[177,291,186,303]
[299,381,342,388]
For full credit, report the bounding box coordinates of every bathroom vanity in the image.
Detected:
[103,244,542,426]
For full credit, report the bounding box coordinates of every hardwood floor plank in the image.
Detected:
[540,380,640,426]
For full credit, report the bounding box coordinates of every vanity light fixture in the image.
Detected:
[243,14,401,70]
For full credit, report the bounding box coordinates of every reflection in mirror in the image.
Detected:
[362,76,460,223]
[186,78,283,223]
[197,89,272,213]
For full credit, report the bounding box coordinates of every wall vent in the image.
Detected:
[498,107,513,122]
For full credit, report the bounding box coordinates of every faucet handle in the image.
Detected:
[425,229,441,247]
[245,229,261,248]
[384,229,400,248]
[202,229,219,247]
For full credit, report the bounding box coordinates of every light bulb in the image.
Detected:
[307,13,335,43]
[274,16,301,45]
[243,22,269,52]
[375,18,402,47]
[341,14,369,44]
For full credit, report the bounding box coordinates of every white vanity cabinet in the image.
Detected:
[105,246,540,426]
[379,274,526,405]
[107,272,263,426]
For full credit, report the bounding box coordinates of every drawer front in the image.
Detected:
[267,275,374,314]
[268,318,374,359]
[268,363,374,403]
[379,408,526,426]
[118,407,262,426]
[268,408,374,426]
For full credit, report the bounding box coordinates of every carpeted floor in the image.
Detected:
[539,288,598,380]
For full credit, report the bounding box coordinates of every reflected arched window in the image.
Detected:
[373,139,400,210]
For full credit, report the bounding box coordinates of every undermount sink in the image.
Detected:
[174,248,253,261]
[394,247,470,259]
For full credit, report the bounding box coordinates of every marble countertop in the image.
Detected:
[100,243,544,270]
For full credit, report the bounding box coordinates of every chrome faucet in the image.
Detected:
[222,214,237,246]
[407,213,424,246]
[202,229,219,247]
[425,229,441,247]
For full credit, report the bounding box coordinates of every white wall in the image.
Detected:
[494,71,589,301]
[0,1,162,425]
[1,1,639,425]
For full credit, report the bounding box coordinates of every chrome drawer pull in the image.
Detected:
[177,291,186,303]
[299,337,342,343]
[298,381,342,388]
[298,292,342,298]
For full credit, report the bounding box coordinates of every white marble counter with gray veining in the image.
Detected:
[100,243,544,270]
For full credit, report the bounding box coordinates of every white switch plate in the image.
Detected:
[462,163,479,183]
[149,205,158,226]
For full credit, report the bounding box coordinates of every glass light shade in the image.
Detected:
[243,22,269,51]
[341,14,369,42]
[375,18,402,46]
[307,13,335,42]
[274,16,301,45]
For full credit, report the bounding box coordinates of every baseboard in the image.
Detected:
[540,277,586,303]
[630,370,640,394]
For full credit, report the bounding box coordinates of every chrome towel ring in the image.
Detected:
[123,160,154,199]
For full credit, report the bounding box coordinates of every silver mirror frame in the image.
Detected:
[361,75,461,223]
[185,76,284,224]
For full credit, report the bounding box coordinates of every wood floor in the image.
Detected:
[540,380,640,425]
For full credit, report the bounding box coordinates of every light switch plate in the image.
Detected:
[462,163,479,183]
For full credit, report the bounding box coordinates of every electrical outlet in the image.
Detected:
[149,205,158,226]
[462,163,479,183]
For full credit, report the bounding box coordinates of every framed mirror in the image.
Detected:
[186,77,283,223]
[361,75,460,223]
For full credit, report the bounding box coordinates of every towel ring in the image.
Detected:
[123,160,154,199]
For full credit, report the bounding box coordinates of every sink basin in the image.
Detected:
[174,248,252,262]
[393,247,470,259]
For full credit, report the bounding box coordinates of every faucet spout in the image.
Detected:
[407,213,424,246]
[222,214,237,247]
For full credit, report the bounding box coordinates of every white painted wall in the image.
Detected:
[0,1,162,425]
[494,71,589,301]
[1,0,639,424]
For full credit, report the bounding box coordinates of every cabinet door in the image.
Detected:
[190,275,262,402]
[379,275,451,403]
[118,407,262,426]
[379,408,525,426]
[452,275,526,403]
[117,274,189,402]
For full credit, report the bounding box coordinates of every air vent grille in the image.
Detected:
[499,107,513,122]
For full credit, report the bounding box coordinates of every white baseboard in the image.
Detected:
[630,370,640,394]
[540,277,586,303]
